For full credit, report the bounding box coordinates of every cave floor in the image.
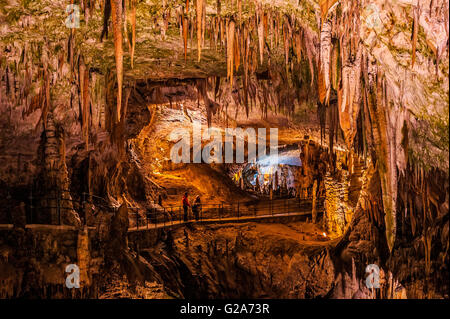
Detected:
[174,221,337,248]
[134,220,339,298]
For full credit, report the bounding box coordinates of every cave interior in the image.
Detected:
[0,0,448,299]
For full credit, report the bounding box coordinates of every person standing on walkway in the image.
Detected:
[192,195,202,221]
[182,192,190,221]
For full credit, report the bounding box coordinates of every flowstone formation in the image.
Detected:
[0,0,448,299]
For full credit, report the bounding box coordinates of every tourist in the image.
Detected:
[182,192,190,221]
[192,195,201,221]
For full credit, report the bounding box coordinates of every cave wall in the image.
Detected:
[0,225,101,298]
[0,0,448,298]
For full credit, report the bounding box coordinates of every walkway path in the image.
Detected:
[128,197,325,232]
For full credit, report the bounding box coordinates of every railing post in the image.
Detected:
[237,202,240,219]
[147,210,149,229]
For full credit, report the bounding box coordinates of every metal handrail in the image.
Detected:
[18,187,325,229]
[130,197,326,230]
[25,188,117,226]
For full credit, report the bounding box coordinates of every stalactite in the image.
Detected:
[196,0,204,62]
[338,45,362,148]
[82,63,90,148]
[411,5,419,67]
[220,17,224,48]
[183,16,189,62]
[197,78,218,127]
[318,101,327,145]
[181,1,190,62]
[127,0,136,69]
[243,25,250,117]
[304,31,316,87]
[111,0,123,124]
[320,19,332,105]
[100,0,112,42]
[227,20,236,89]
[190,14,195,50]
[257,3,264,65]
[283,21,289,69]
[319,0,336,22]
[41,43,50,131]
[318,58,326,106]
[331,37,340,91]
[366,64,398,252]
[238,0,242,22]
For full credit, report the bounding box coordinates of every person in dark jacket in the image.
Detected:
[192,195,201,221]
[182,192,190,221]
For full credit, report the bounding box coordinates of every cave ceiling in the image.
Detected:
[0,0,448,253]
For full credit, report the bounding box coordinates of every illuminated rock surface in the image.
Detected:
[0,0,448,299]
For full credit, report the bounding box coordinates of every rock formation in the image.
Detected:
[0,0,447,299]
